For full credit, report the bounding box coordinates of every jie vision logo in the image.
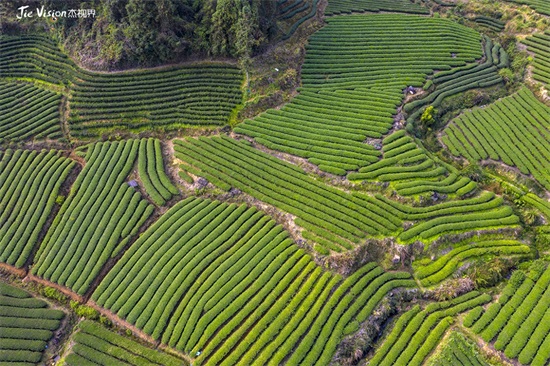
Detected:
[16,5,96,20]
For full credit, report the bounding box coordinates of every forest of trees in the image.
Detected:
[1,0,278,69]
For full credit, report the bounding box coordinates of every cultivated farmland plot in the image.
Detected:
[324,0,429,15]
[0,81,63,142]
[0,281,65,365]
[522,31,550,89]
[0,34,243,137]
[70,65,243,135]
[404,36,508,125]
[93,197,415,365]
[369,291,491,366]
[65,320,185,366]
[0,0,550,365]
[0,35,76,84]
[176,135,519,253]
[32,140,155,295]
[237,14,485,173]
[0,149,74,267]
[467,262,550,365]
[443,87,550,190]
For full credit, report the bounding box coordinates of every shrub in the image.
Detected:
[42,286,68,303]
[71,301,100,320]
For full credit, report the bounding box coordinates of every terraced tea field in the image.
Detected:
[138,138,179,206]
[522,31,550,88]
[70,65,242,135]
[176,135,519,252]
[300,15,482,89]
[442,88,550,190]
[175,136,396,252]
[507,0,550,15]
[0,35,76,84]
[1,0,550,365]
[66,320,185,366]
[325,0,429,15]
[93,198,415,365]
[405,36,507,124]
[369,291,491,366]
[236,14,483,173]
[472,16,506,32]
[278,0,320,40]
[0,35,242,137]
[32,140,154,295]
[0,282,65,365]
[467,262,550,365]
[234,88,398,174]
[0,149,74,267]
[0,81,63,141]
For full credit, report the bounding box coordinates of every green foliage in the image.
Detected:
[44,0,275,69]
[42,286,68,303]
[414,239,529,287]
[426,331,490,366]
[420,106,436,127]
[99,315,112,327]
[468,257,517,289]
[208,0,262,60]
[535,233,550,251]
[462,163,486,183]
[498,67,514,83]
[71,301,100,320]
[509,270,526,288]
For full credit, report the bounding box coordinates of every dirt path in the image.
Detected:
[60,91,72,141]
[0,263,25,277]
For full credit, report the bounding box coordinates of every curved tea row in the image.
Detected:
[93,197,415,365]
